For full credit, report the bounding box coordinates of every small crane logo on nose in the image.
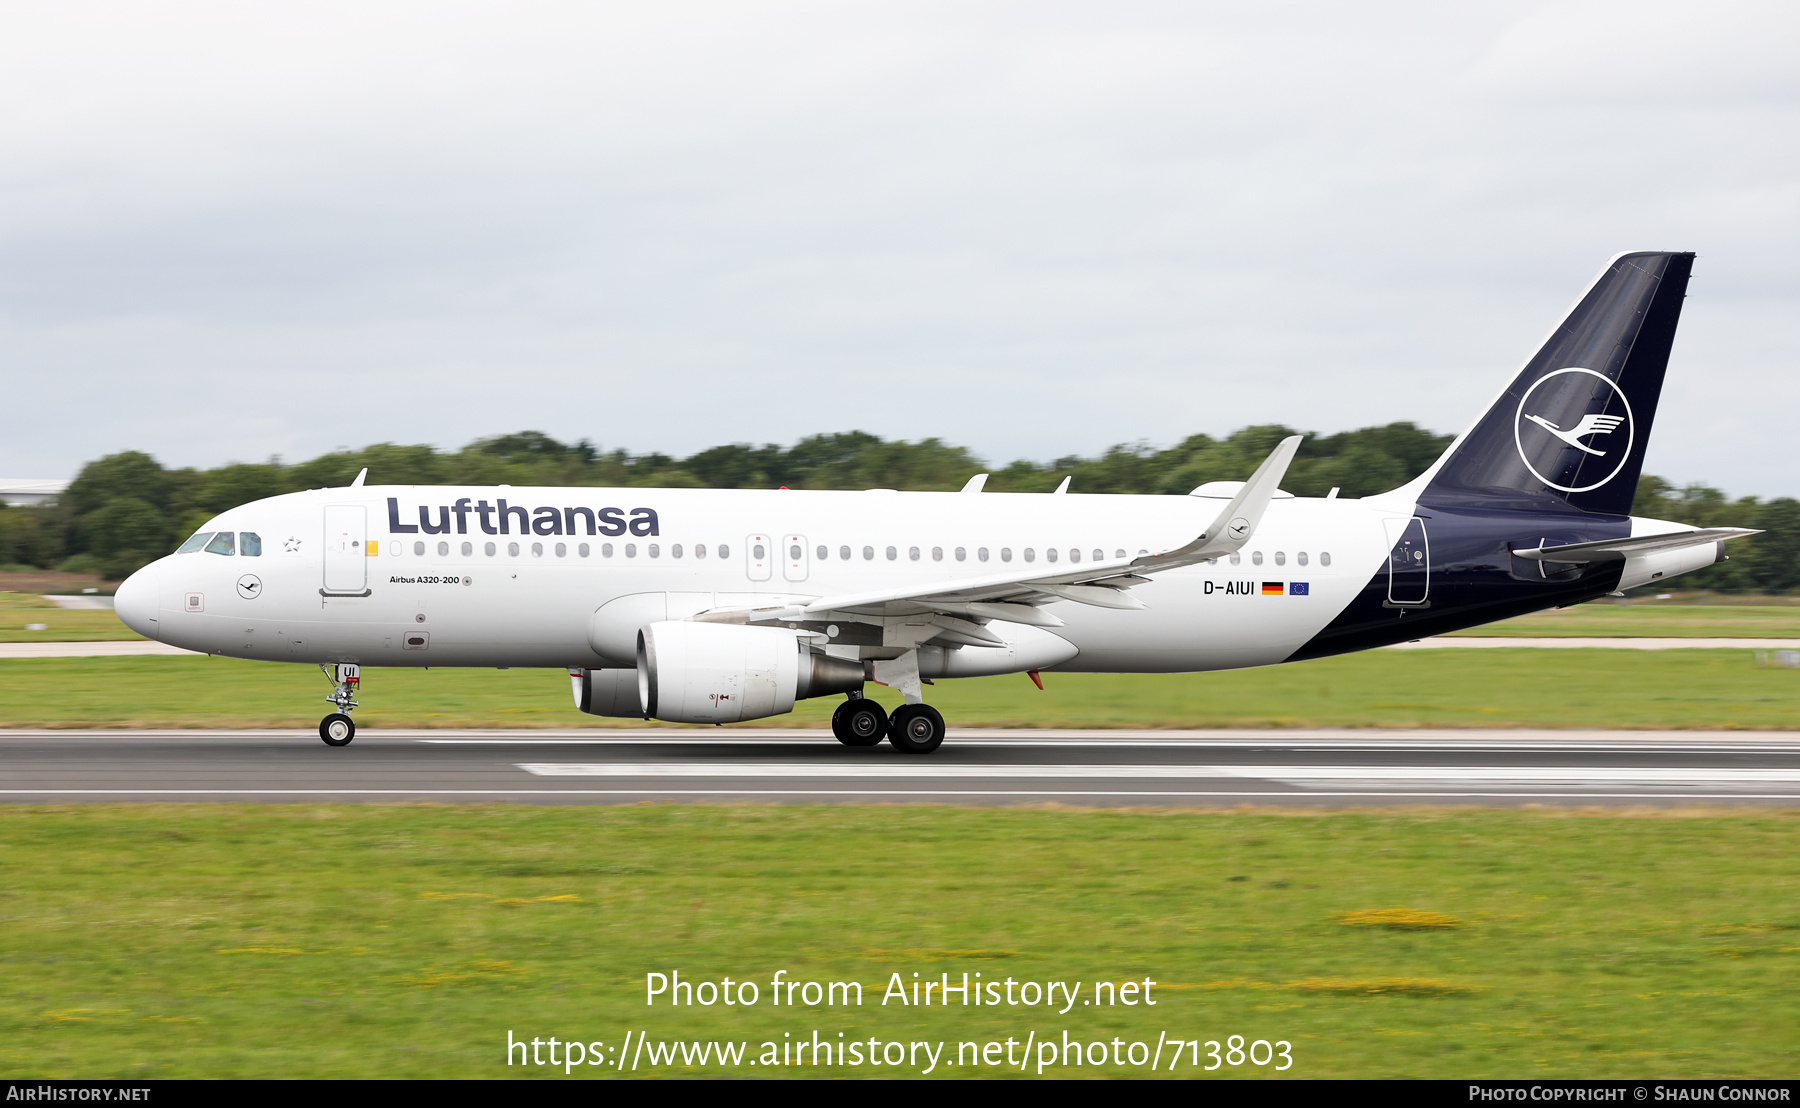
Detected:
[237,575,263,600]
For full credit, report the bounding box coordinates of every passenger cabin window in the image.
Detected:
[1092,549,1103,561]
[1274,551,1285,566]
[1069,549,1079,563]
[414,541,425,556]
[485,542,497,556]
[817,545,828,561]
[177,532,213,554]
[240,532,262,556]
[1297,551,1308,566]
[932,547,943,561]
[886,546,897,561]
[602,543,614,557]
[508,542,521,557]
[438,542,450,556]
[1229,552,1241,565]
[625,544,637,557]
[204,532,236,556]
[1251,551,1263,566]
[1000,548,1012,563]
[1023,548,1035,562]
[460,542,472,556]
[578,543,590,557]
[717,545,729,559]
[1320,552,1331,567]
[840,546,852,560]
[1045,548,1057,563]
[1114,549,1126,559]
[979,547,989,562]
[955,547,966,561]
[556,543,567,557]
[694,544,707,559]
[908,546,920,561]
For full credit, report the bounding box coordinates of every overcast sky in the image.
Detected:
[2,2,1796,494]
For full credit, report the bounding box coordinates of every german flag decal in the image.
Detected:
[1261,581,1284,595]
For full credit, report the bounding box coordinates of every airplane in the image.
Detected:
[112,251,1756,752]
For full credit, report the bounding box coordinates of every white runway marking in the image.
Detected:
[3,789,1800,801]
[515,762,1800,787]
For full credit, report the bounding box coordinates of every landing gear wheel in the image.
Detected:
[832,699,888,747]
[319,713,356,747]
[888,703,945,754]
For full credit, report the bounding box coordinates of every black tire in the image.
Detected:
[833,699,887,747]
[320,713,356,747]
[888,703,945,754]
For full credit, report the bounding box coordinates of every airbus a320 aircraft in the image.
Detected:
[114,251,1754,752]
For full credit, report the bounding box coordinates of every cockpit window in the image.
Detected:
[177,532,214,554]
[204,532,236,556]
[240,532,262,556]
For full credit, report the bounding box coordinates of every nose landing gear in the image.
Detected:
[318,663,360,746]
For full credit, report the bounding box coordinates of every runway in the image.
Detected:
[4,728,1800,806]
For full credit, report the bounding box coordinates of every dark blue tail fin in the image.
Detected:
[1418,251,1694,517]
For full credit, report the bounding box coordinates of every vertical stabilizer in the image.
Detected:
[1418,251,1694,516]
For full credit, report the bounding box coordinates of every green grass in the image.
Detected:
[3,804,1798,1078]
[0,610,145,643]
[3,648,1798,730]
[1450,603,1800,638]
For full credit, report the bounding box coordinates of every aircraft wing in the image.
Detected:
[709,436,1303,630]
[1511,527,1760,564]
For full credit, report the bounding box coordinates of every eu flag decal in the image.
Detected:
[1289,581,1309,596]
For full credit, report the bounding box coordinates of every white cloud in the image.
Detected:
[0,1,1796,495]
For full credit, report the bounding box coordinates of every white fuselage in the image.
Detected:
[118,484,1410,674]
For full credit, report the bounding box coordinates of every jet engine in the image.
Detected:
[635,621,866,724]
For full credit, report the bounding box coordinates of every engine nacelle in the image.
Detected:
[571,667,644,718]
[636,621,866,724]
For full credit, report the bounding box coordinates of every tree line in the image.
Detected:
[0,424,1793,592]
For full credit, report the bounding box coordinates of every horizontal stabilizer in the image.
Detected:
[1513,527,1759,564]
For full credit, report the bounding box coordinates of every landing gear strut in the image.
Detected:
[318,663,360,747]
[831,695,887,747]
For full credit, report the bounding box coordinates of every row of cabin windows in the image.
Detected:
[806,545,1129,564]
[395,540,718,559]
[176,531,262,556]
[388,539,1332,569]
[1206,550,1330,568]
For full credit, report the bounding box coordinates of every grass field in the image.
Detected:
[3,648,1798,730]
[1447,603,1800,638]
[3,804,1796,1079]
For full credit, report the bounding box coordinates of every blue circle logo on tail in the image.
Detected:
[1512,367,1635,494]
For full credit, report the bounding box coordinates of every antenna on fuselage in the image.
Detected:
[349,468,368,487]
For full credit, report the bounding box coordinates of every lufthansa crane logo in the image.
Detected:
[1513,367,1635,494]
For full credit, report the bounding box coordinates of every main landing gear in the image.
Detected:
[318,663,360,747]
[830,694,947,754]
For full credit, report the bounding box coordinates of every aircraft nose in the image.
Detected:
[113,565,160,641]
